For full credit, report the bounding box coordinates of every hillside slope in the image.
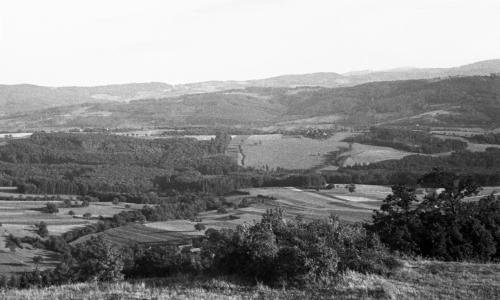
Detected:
[1,59,499,116]
[2,260,499,299]
[2,75,499,130]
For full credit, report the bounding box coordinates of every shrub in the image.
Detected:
[201,209,398,286]
[45,202,59,213]
[36,222,49,237]
[217,207,228,214]
[195,223,206,231]
[71,236,125,282]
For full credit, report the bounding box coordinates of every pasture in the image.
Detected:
[237,134,350,170]
[338,143,413,167]
[229,133,419,170]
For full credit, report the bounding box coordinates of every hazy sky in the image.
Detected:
[1,0,499,86]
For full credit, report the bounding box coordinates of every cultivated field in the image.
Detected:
[0,198,145,274]
[0,227,58,275]
[144,185,387,241]
[72,224,193,247]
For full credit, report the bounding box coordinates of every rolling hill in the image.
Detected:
[1,75,499,131]
[1,59,499,116]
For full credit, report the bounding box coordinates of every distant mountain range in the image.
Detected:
[1,59,500,116]
[2,75,499,131]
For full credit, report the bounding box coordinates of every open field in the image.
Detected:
[0,200,141,233]
[238,134,350,170]
[71,224,193,247]
[3,259,499,299]
[0,227,59,275]
[0,199,145,275]
[144,186,386,241]
[338,143,414,167]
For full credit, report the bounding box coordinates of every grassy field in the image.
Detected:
[231,131,500,171]
[144,186,387,240]
[229,133,418,170]
[0,227,59,275]
[338,143,413,167]
[2,259,499,299]
[0,199,143,274]
[238,134,350,170]
[71,224,193,247]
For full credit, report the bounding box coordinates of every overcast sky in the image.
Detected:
[0,0,499,86]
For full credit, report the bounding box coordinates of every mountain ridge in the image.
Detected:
[2,75,499,131]
[1,59,499,117]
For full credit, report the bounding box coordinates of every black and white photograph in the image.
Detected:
[1,0,500,299]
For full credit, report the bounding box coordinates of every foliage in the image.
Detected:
[467,133,500,145]
[370,170,500,261]
[45,202,59,213]
[201,209,399,286]
[71,236,125,282]
[36,222,49,238]
[345,127,468,154]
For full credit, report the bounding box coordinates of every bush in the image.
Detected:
[36,222,49,238]
[195,223,206,231]
[201,209,398,286]
[71,236,125,282]
[217,207,228,214]
[45,202,59,214]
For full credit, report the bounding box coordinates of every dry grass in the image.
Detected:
[241,134,349,170]
[3,260,499,299]
[339,143,413,167]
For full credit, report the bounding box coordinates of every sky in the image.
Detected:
[0,0,499,86]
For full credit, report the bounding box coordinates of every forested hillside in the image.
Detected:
[2,75,499,130]
[0,132,237,194]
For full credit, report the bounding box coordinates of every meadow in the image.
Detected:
[236,133,350,170]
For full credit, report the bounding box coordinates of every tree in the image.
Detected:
[71,236,125,282]
[112,198,120,205]
[36,222,49,237]
[370,170,500,261]
[83,212,92,219]
[217,207,228,214]
[45,202,59,214]
[5,235,20,253]
[33,256,43,270]
[347,184,356,193]
[195,223,206,231]
[68,210,75,216]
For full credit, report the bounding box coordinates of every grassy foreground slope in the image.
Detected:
[2,260,499,300]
